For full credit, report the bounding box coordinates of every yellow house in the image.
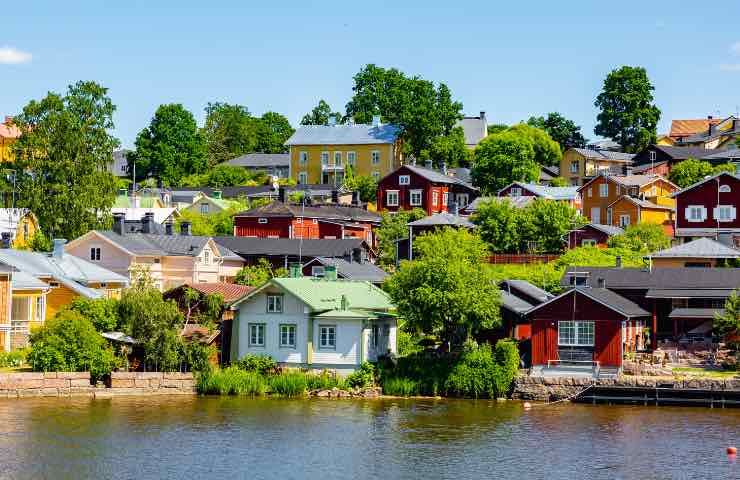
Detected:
[561,148,636,186]
[674,116,739,149]
[0,117,20,164]
[8,270,50,351]
[285,118,403,185]
[0,209,40,249]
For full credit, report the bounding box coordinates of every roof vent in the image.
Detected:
[597,277,606,289]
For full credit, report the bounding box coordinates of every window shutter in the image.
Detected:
[732,206,737,221]
[684,207,692,221]
[701,207,707,221]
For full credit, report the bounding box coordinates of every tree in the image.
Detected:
[518,199,584,253]
[128,104,207,186]
[27,310,119,381]
[421,126,471,168]
[668,158,716,188]
[375,208,427,268]
[471,129,539,193]
[487,124,508,135]
[12,81,119,240]
[607,223,671,253]
[69,297,119,332]
[201,102,258,166]
[343,166,378,202]
[714,291,740,342]
[385,229,501,346]
[181,288,223,327]
[507,124,562,167]
[345,64,463,157]
[527,112,587,151]
[550,177,569,187]
[300,99,342,125]
[235,258,288,286]
[594,66,661,153]
[471,199,521,253]
[255,112,294,154]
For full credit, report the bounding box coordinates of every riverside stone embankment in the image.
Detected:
[0,372,195,398]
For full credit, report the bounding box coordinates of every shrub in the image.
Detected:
[382,377,420,397]
[268,372,307,397]
[396,329,423,357]
[182,341,215,373]
[305,371,346,391]
[346,362,375,388]
[196,366,267,395]
[444,342,499,398]
[0,349,28,368]
[493,339,521,396]
[69,297,120,332]
[235,354,277,375]
[27,310,119,382]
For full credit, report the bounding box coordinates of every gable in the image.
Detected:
[528,290,629,322]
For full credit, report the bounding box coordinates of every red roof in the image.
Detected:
[186,282,254,303]
[669,119,720,139]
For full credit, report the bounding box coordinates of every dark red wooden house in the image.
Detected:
[566,223,624,249]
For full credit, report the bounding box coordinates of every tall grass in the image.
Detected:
[197,366,267,396]
[305,371,346,391]
[268,372,308,397]
[382,377,420,397]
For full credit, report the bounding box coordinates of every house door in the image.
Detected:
[591,207,601,224]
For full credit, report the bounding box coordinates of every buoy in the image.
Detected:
[523,402,532,409]
[727,447,737,455]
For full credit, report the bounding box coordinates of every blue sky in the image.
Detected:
[2,1,739,148]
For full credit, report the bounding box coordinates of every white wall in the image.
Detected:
[311,318,362,366]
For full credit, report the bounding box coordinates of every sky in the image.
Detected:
[2,1,740,148]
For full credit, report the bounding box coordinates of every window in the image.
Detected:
[333,151,342,166]
[432,191,438,206]
[321,152,329,166]
[90,247,101,262]
[599,183,609,197]
[298,172,308,184]
[266,294,283,313]
[510,187,522,197]
[386,190,399,207]
[203,250,210,265]
[23,223,29,241]
[200,203,209,214]
[299,151,308,165]
[371,150,380,165]
[456,193,469,207]
[686,205,706,222]
[258,218,268,224]
[35,296,44,321]
[442,192,448,206]
[619,214,630,228]
[719,184,731,193]
[398,175,410,185]
[319,325,336,349]
[248,323,265,347]
[715,205,736,222]
[409,190,422,206]
[558,321,594,346]
[311,266,325,277]
[568,274,588,286]
[570,161,579,174]
[347,151,356,166]
[280,324,296,348]
[606,208,613,225]
[581,239,597,247]
[11,297,31,333]
[372,171,380,181]
[587,188,592,198]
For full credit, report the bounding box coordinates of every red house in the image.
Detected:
[672,171,740,246]
[566,223,624,249]
[527,287,649,374]
[233,201,381,246]
[376,163,479,215]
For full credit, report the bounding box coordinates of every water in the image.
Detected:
[0,396,738,480]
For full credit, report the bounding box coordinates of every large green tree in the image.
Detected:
[300,99,342,125]
[507,124,562,166]
[471,129,539,193]
[386,229,501,346]
[128,104,207,185]
[471,199,521,253]
[12,80,119,240]
[594,66,661,153]
[527,112,587,152]
[375,208,427,268]
[345,64,463,157]
[201,102,258,166]
[421,126,470,168]
[668,159,736,188]
[255,111,294,154]
[714,291,740,342]
[607,223,671,253]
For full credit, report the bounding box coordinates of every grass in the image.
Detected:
[197,367,268,395]
[382,377,421,397]
[672,367,739,378]
[268,372,308,397]
[304,371,346,391]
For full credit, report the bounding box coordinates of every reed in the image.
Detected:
[197,366,267,396]
[382,377,420,397]
[268,372,308,397]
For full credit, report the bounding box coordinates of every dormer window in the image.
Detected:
[399,175,410,185]
[719,185,731,193]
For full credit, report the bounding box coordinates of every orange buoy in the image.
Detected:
[727,447,737,455]
[523,402,532,409]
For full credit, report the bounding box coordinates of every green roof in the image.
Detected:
[113,195,160,208]
[270,277,394,312]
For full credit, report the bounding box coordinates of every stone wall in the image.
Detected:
[512,374,740,402]
[0,372,196,398]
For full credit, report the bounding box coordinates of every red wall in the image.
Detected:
[234,217,292,237]
[675,173,740,230]
[498,184,537,197]
[567,227,611,248]
[377,165,477,215]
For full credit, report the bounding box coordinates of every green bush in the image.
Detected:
[346,362,375,388]
[26,310,119,382]
[268,372,307,397]
[69,297,120,332]
[493,339,521,396]
[396,329,423,357]
[196,366,267,395]
[0,349,28,368]
[235,354,277,375]
[382,377,420,397]
[182,341,215,373]
[305,371,346,391]
[445,342,499,398]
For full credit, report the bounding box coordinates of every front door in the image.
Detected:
[591,207,601,224]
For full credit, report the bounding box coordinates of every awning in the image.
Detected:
[668,308,725,319]
[646,289,735,299]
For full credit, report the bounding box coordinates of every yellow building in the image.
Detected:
[8,270,50,351]
[672,116,738,149]
[285,118,403,185]
[561,148,636,186]
[0,117,20,164]
[0,209,40,249]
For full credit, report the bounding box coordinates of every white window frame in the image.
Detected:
[321,151,329,166]
[248,323,266,348]
[35,296,44,322]
[386,190,399,207]
[333,151,342,166]
[570,160,579,174]
[432,191,438,206]
[649,151,656,162]
[299,151,308,165]
[279,324,297,349]
[510,187,522,197]
[558,320,594,347]
[203,250,210,265]
[311,266,325,277]
[719,184,731,193]
[619,214,630,228]
[599,183,609,198]
[347,151,356,167]
[714,205,736,222]
[298,172,308,184]
[371,150,380,165]
[442,191,448,206]
[398,175,410,185]
[409,189,422,206]
[90,246,101,262]
[200,203,210,214]
[686,205,707,223]
[319,324,336,350]
[258,218,268,224]
[266,294,283,313]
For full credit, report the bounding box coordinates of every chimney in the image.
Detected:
[141,212,154,234]
[351,190,360,206]
[0,232,10,249]
[180,221,191,236]
[331,189,339,204]
[597,277,606,289]
[289,262,302,278]
[424,159,433,170]
[372,115,381,127]
[212,190,222,200]
[112,213,125,235]
[165,222,174,236]
[328,116,337,127]
[441,162,448,176]
[479,111,486,123]
[615,255,622,268]
[52,239,66,259]
[324,265,337,281]
[352,247,363,264]
[278,186,286,203]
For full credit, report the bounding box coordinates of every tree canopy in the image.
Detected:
[527,112,587,152]
[201,102,258,166]
[594,66,661,153]
[234,258,288,287]
[375,208,427,268]
[255,111,294,154]
[12,80,119,240]
[343,165,378,203]
[385,229,501,346]
[345,64,463,157]
[178,164,266,188]
[128,104,208,186]
[714,291,740,342]
[471,129,540,193]
[300,99,343,125]
[420,126,471,168]
[607,223,671,253]
[668,158,735,188]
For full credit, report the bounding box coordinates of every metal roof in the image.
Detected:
[398,164,477,189]
[650,238,740,259]
[407,213,475,228]
[214,236,368,258]
[528,287,649,318]
[234,201,381,223]
[305,257,389,283]
[501,182,580,200]
[95,231,239,259]
[645,289,736,299]
[562,267,740,290]
[581,223,624,236]
[500,279,554,304]
[500,291,533,314]
[669,308,724,319]
[572,148,635,162]
[285,123,401,146]
[226,153,289,168]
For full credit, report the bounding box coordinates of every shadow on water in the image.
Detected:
[0,396,738,479]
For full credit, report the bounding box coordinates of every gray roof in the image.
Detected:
[407,213,475,228]
[587,140,622,151]
[454,116,487,147]
[448,167,472,184]
[96,231,239,259]
[669,308,724,319]
[234,201,381,223]
[500,291,533,314]
[529,287,649,318]
[582,223,624,236]
[285,123,401,146]
[306,257,389,283]
[652,146,710,160]
[633,161,667,174]
[614,196,674,211]
[499,279,553,304]
[646,289,736,299]
[214,237,369,259]
[500,182,579,201]
[401,165,477,189]
[572,148,635,162]
[561,267,740,290]
[700,148,740,162]
[12,270,51,291]
[226,153,290,168]
[650,238,740,259]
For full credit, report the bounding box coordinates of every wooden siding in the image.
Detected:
[289,142,400,184]
[675,173,740,231]
[377,165,477,215]
[44,283,79,321]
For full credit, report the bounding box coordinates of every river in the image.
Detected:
[0,396,738,479]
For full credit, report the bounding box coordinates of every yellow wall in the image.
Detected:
[652,257,719,268]
[289,142,401,184]
[582,177,676,224]
[44,283,79,321]
[561,150,629,186]
[13,291,47,331]
[11,214,39,249]
[608,197,672,229]
[0,137,15,163]
[640,207,672,226]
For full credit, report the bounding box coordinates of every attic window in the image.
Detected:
[258,218,268,224]
[719,185,731,193]
[48,281,60,288]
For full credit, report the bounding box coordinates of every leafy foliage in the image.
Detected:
[179,164,266,188]
[714,291,740,341]
[375,208,427,268]
[420,126,471,168]
[234,258,288,287]
[473,199,521,253]
[254,111,294,154]
[26,231,52,252]
[345,362,375,388]
[527,112,587,152]
[201,102,258,165]
[607,223,671,253]
[668,158,732,188]
[175,197,264,237]
[69,297,120,332]
[471,129,541,193]
[12,80,119,240]
[549,176,569,187]
[386,229,501,345]
[234,354,278,375]
[300,99,343,125]
[507,123,562,167]
[343,166,378,202]
[0,349,27,368]
[594,66,661,152]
